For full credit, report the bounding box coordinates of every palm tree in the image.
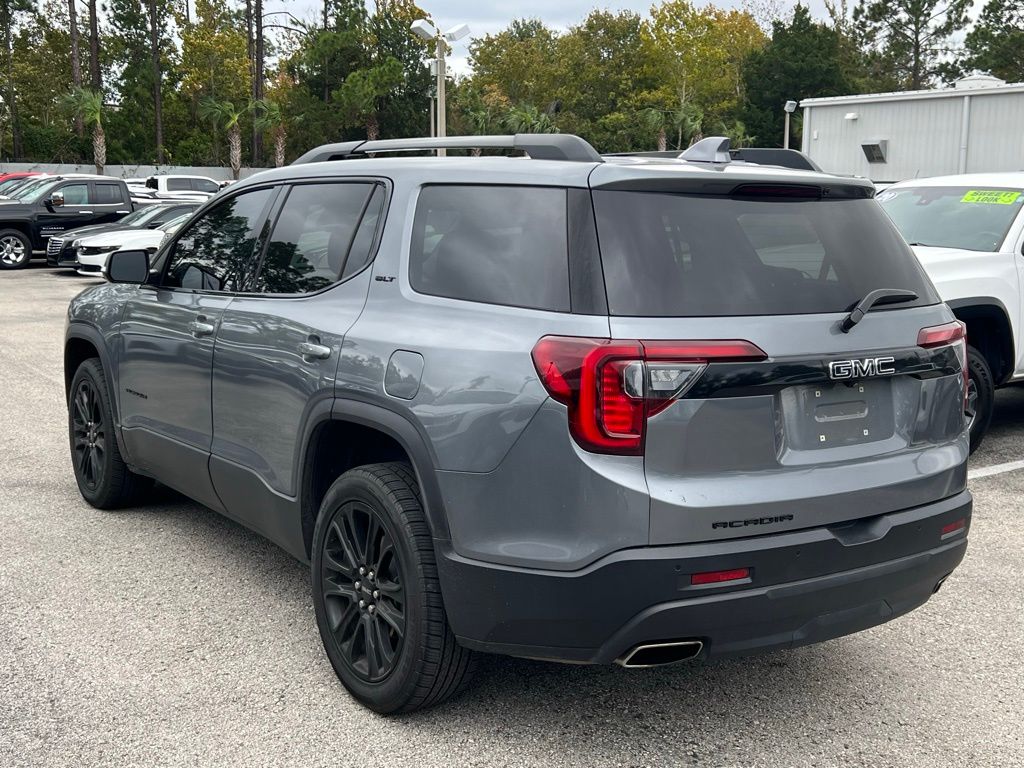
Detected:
[63,88,105,174]
[502,105,557,134]
[639,108,669,152]
[252,99,290,168]
[199,98,246,179]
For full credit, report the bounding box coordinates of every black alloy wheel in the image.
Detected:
[68,358,150,508]
[71,377,107,492]
[321,499,406,683]
[311,463,477,713]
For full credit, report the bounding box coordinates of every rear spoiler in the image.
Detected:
[604,137,822,173]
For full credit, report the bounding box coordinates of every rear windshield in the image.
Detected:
[593,191,939,317]
[877,185,1023,252]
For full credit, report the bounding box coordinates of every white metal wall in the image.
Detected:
[801,89,1024,182]
[966,93,1024,174]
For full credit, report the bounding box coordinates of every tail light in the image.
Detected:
[531,336,767,455]
[918,321,968,406]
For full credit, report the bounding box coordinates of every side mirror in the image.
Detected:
[47,191,64,207]
[105,249,150,284]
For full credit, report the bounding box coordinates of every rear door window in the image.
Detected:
[253,182,377,294]
[93,182,125,205]
[167,178,191,192]
[592,191,939,317]
[410,185,569,312]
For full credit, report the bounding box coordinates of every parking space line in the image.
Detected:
[968,459,1024,480]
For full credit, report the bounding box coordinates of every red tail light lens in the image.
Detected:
[531,336,767,455]
[918,321,968,408]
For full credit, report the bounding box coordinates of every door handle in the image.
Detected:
[78,210,92,214]
[298,340,332,360]
[189,318,215,337]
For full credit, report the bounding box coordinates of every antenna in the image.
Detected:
[679,136,732,164]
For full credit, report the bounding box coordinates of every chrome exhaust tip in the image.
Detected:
[616,640,704,669]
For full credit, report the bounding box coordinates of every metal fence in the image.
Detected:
[0,162,273,180]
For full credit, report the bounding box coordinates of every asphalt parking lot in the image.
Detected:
[2,264,1022,768]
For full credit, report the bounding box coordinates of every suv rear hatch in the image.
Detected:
[586,172,968,545]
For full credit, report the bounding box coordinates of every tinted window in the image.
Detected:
[94,182,124,204]
[167,178,191,191]
[593,191,939,317]
[60,183,91,205]
[192,179,219,193]
[254,183,375,294]
[343,184,386,278]
[162,188,273,292]
[410,185,569,311]
[877,186,1024,252]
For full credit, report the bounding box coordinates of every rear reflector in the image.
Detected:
[691,567,751,586]
[941,519,966,537]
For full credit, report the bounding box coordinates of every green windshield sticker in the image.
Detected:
[961,190,1021,205]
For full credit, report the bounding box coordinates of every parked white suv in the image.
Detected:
[127,175,220,201]
[878,173,1024,451]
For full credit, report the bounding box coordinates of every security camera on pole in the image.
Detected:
[783,100,798,149]
[411,19,471,157]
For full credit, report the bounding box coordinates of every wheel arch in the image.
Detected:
[299,399,451,560]
[947,297,1016,384]
[64,324,130,458]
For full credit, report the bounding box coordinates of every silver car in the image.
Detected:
[63,134,971,714]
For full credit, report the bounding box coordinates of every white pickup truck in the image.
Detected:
[878,173,1024,452]
[126,174,220,201]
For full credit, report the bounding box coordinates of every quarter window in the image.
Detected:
[253,182,379,294]
[409,185,570,312]
[162,188,273,292]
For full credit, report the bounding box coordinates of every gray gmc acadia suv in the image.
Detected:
[63,134,972,713]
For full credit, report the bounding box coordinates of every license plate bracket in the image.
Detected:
[781,380,895,449]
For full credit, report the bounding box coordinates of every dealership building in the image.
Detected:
[799,75,1024,183]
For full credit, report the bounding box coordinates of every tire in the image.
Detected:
[69,358,151,508]
[966,345,994,455]
[311,462,477,713]
[0,228,32,269]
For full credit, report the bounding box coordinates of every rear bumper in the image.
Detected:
[436,490,971,664]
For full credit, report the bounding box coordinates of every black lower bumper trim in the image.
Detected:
[437,490,971,664]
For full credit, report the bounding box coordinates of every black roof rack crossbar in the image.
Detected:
[291,134,604,165]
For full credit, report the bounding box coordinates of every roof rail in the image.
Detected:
[291,134,604,165]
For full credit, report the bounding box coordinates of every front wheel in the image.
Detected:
[311,462,477,713]
[966,345,994,455]
[69,359,151,508]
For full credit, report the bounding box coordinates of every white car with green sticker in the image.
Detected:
[878,173,1024,453]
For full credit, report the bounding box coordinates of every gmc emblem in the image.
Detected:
[828,356,896,380]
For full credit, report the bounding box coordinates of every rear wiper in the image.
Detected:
[840,288,919,333]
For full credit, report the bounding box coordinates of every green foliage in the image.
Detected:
[854,0,972,89]
[741,5,853,146]
[0,0,980,164]
[963,0,1024,83]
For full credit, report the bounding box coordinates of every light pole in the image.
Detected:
[411,19,470,156]
[783,100,798,149]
